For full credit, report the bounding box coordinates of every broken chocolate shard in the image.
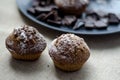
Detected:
[39,0,51,6]
[62,16,77,26]
[46,0,51,5]
[85,23,94,29]
[86,9,99,20]
[116,14,120,21]
[85,20,95,29]
[44,10,57,20]
[35,5,58,14]
[94,20,108,29]
[54,15,62,21]
[32,1,40,7]
[96,10,108,18]
[35,6,52,14]
[36,13,47,21]
[84,16,96,24]
[108,13,119,25]
[47,19,62,26]
[40,1,46,6]
[85,9,95,15]
[37,10,61,21]
[100,18,108,24]
[51,10,62,21]
[27,8,37,16]
[73,19,84,30]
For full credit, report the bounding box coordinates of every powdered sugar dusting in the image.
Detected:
[55,34,81,54]
[20,31,27,40]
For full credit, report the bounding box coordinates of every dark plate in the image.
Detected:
[16,0,120,35]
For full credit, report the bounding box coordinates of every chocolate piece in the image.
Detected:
[86,9,108,20]
[32,1,40,7]
[96,10,108,18]
[85,20,95,29]
[62,16,77,26]
[84,16,96,23]
[73,19,84,30]
[86,9,99,20]
[54,15,62,21]
[87,14,99,20]
[39,0,51,6]
[85,23,94,29]
[40,1,46,6]
[35,6,52,14]
[36,13,47,21]
[37,10,60,21]
[54,16,61,21]
[84,16,96,29]
[94,20,108,29]
[45,0,51,5]
[37,10,61,22]
[35,5,58,14]
[49,5,58,10]
[44,10,57,20]
[86,9,95,15]
[27,8,37,16]
[100,18,108,24]
[47,19,62,26]
[108,13,119,25]
[116,14,120,21]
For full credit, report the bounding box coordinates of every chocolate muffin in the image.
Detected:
[6,25,46,60]
[49,34,90,71]
[54,0,89,15]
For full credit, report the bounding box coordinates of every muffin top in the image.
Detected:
[6,25,46,54]
[49,34,90,64]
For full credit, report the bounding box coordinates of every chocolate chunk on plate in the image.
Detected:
[32,1,40,7]
[36,13,47,21]
[73,19,84,30]
[27,7,37,16]
[38,10,61,21]
[39,0,51,6]
[94,20,108,29]
[108,13,119,25]
[35,6,52,14]
[100,18,108,24]
[47,19,62,26]
[116,14,120,21]
[45,10,59,20]
[86,9,99,20]
[62,16,77,26]
[86,9,95,16]
[84,16,96,29]
[35,5,58,14]
[95,10,108,18]
[85,21,95,29]
[39,1,46,7]
[85,16,96,23]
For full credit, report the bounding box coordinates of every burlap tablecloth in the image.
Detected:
[0,0,120,80]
